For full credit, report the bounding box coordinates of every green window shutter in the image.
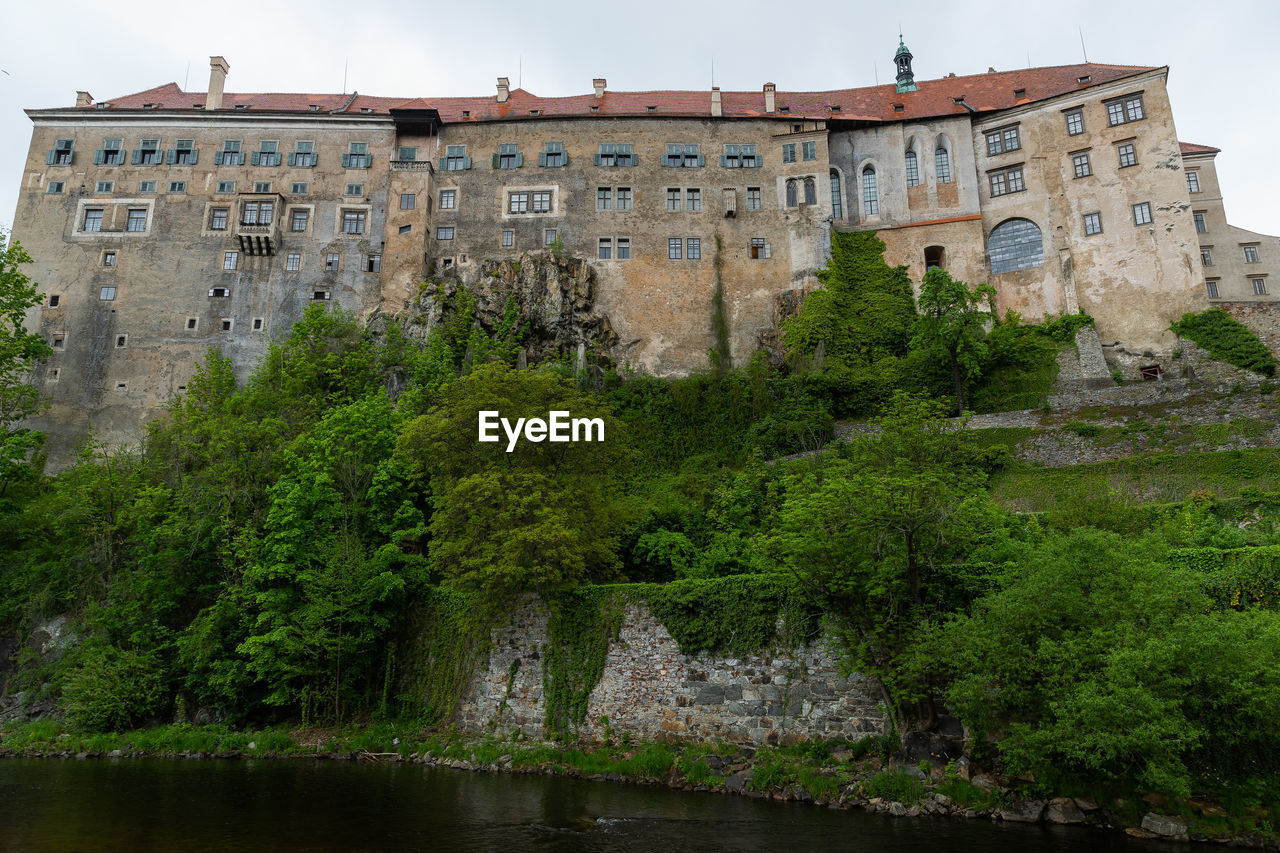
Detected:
[492,153,500,169]
[165,149,176,165]
[594,153,601,166]
[341,153,350,168]
[188,149,198,165]
[305,153,312,167]
[697,155,705,167]
[629,154,637,166]
[214,151,224,165]
[539,152,547,167]
[463,156,472,170]
[94,150,104,165]
[515,153,523,167]
[561,154,568,167]
[252,152,261,166]
[720,155,728,167]
[288,153,296,166]
[438,157,447,171]
[46,150,55,165]
[131,149,142,165]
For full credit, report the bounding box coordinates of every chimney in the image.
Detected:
[593,78,606,99]
[763,83,776,114]
[205,56,230,111]
[711,86,722,117]
[75,91,93,108]
[496,77,510,103]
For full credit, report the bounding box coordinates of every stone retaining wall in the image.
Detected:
[456,600,887,745]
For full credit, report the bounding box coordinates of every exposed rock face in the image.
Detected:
[1141,812,1189,839]
[387,252,618,365]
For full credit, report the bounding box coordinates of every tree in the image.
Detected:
[768,393,997,727]
[911,268,996,413]
[0,233,52,490]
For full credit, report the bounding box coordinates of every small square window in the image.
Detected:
[99,286,116,301]
[1252,278,1269,296]
[502,229,514,247]
[51,333,65,349]
[96,180,114,193]
[437,226,455,240]
[115,335,127,348]
[50,368,60,380]
[544,229,557,245]
[115,383,127,392]
[126,209,147,232]
[139,180,157,194]
[597,187,611,210]
[1065,108,1084,136]
[1071,152,1091,179]
[598,238,612,259]
[440,189,457,209]
[687,188,701,211]
[1206,280,1219,299]
[186,317,198,330]
[345,183,364,197]
[210,208,229,231]
[216,181,235,194]
[617,237,630,259]
[103,251,116,267]
[83,209,104,231]
[291,182,309,195]
[668,237,682,260]
[168,181,186,194]
[1133,201,1153,225]
[400,193,415,210]
[253,317,264,331]
[398,224,412,234]
[48,295,60,307]
[666,188,682,211]
[398,146,417,161]
[291,209,309,232]
[1244,245,1260,264]
[46,181,65,194]
[221,319,233,332]
[746,187,762,211]
[209,287,230,298]
[286,253,301,271]
[686,237,701,260]
[1117,143,1137,168]
[364,253,381,272]
[312,290,331,301]
[223,251,238,270]
[617,187,632,210]
[342,210,367,234]
[325,253,340,271]
[254,181,272,193]
[1083,212,1102,235]
[750,237,770,259]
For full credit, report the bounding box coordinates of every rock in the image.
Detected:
[247,741,256,751]
[1045,798,1086,824]
[1000,800,1046,823]
[1124,827,1158,839]
[931,793,952,808]
[888,802,908,817]
[970,773,998,792]
[1073,797,1099,813]
[952,756,971,780]
[724,770,753,794]
[108,750,122,758]
[1140,813,1188,839]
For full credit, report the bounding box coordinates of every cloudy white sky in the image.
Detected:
[1,0,1276,238]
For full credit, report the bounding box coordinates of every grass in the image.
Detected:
[862,769,925,803]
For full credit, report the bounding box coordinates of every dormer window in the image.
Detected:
[1013,88,1026,99]
[1077,75,1092,84]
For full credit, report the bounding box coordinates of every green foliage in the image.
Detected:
[911,268,997,413]
[396,587,494,724]
[0,233,52,491]
[1065,421,1102,438]
[542,589,624,740]
[1172,308,1276,377]
[62,644,166,732]
[709,234,731,372]
[863,769,926,803]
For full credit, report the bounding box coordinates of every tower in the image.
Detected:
[895,37,917,93]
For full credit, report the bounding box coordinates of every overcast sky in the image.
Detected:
[2,0,1276,240]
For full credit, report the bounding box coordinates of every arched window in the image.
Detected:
[905,150,920,187]
[862,166,878,216]
[830,170,843,219]
[785,179,798,207]
[803,177,817,205]
[935,147,952,183]
[987,218,1044,274]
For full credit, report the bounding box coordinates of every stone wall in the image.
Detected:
[456,599,887,745]
[1219,301,1280,358]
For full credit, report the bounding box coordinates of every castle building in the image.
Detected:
[10,45,1278,465]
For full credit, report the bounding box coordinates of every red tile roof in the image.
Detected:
[1179,141,1221,155]
[69,62,1156,125]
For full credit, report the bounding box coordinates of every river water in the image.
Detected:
[0,757,1194,852]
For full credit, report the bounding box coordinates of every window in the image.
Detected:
[400,193,415,210]
[437,227,454,240]
[617,237,630,259]
[243,201,274,225]
[442,145,470,171]
[45,181,64,195]
[126,209,147,232]
[599,238,612,259]
[750,238,771,259]
[399,224,412,235]
[221,319,233,332]
[286,253,301,271]
[210,208,229,230]
[343,142,370,169]
[1133,201,1153,225]
[253,141,281,167]
[663,144,702,167]
[597,187,611,210]
[508,192,529,214]
[172,139,196,165]
[216,140,243,166]
[686,238,701,260]
[312,291,331,301]
[99,286,116,301]
[342,210,366,234]
[83,208,104,231]
[830,172,842,219]
[253,318,264,331]
[223,251,238,270]
[1193,211,1207,233]
[532,191,551,213]
[215,180,235,194]
[325,253,341,270]
[345,183,364,197]
[135,138,161,165]
[722,144,759,168]
[291,182,308,195]
[398,146,417,162]
[596,143,635,167]
[1186,171,1201,193]
[802,141,817,162]
[988,218,1044,273]
[1202,248,1213,266]
[686,188,701,211]
[786,179,798,207]
[186,317,198,330]
[540,142,566,167]
[116,335,127,348]
[502,229,514,247]
[139,180,157,194]
[96,138,124,165]
[935,147,952,183]
[96,180,114,193]
[617,187,632,210]
[782,143,796,164]
[862,166,879,215]
[668,237,682,260]
[49,138,74,165]
[986,125,1020,156]
[989,165,1025,197]
[666,188,682,211]
[544,229,557,245]
[1065,108,1084,136]
[209,287,230,297]
[364,253,381,272]
[440,189,456,210]
[1253,278,1269,296]
[1106,94,1145,126]
[48,295,60,308]
[803,177,817,206]
[1071,152,1092,179]
[168,181,186,194]
[290,209,309,232]
[495,143,522,169]
[746,187,762,210]
[1245,245,1260,264]
[905,151,920,186]
[1083,212,1103,235]
[103,251,116,267]
[1117,142,1137,168]
[254,181,272,193]
[290,141,316,168]
[1206,280,1220,299]
[51,333,65,349]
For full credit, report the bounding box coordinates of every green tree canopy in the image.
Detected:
[0,234,52,490]
[911,268,996,413]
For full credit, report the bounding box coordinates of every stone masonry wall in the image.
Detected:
[456,599,887,745]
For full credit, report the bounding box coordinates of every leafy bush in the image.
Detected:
[62,645,166,732]
[1172,308,1277,377]
[1065,421,1102,438]
[863,769,925,803]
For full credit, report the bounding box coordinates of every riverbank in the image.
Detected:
[1,721,1274,848]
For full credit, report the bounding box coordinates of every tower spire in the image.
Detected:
[894,36,917,94]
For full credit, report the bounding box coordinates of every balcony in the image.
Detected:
[234,193,283,256]
[390,159,433,173]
